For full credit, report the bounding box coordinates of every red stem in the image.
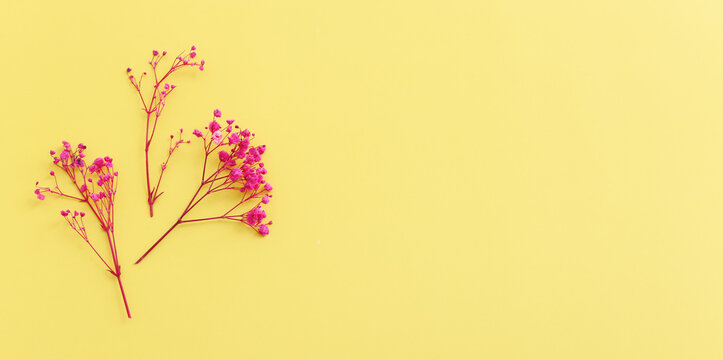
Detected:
[146,127,154,217]
[87,239,114,273]
[180,216,228,223]
[135,220,180,264]
[141,59,180,217]
[115,274,132,318]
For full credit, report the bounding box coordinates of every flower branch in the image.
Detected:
[126,46,204,217]
[35,141,131,318]
[135,109,274,264]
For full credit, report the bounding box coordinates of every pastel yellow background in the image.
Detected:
[2,0,723,358]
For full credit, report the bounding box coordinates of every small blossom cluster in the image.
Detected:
[167,129,191,160]
[60,210,89,241]
[34,141,131,318]
[37,141,119,215]
[135,109,274,263]
[126,46,205,93]
[244,206,271,235]
[127,46,203,217]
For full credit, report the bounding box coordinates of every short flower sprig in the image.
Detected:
[135,109,274,264]
[127,46,204,217]
[34,141,131,318]
[153,128,191,200]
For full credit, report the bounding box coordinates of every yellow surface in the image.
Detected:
[1,0,723,358]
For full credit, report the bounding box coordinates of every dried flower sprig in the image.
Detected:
[127,46,204,217]
[35,141,131,318]
[135,109,274,264]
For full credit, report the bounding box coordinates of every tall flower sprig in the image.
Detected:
[135,109,274,264]
[127,46,205,217]
[34,141,131,318]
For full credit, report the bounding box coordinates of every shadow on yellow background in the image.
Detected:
[1,0,723,359]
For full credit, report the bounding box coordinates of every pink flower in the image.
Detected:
[61,210,70,216]
[228,133,240,144]
[218,151,230,162]
[190,52,196,59]
[246,207,267,226]
[262,195,270,204]
[212,131,223,144]
[153,50,159,56]
[240,129,251,137]
[209,120,221,133]
[60,150,70,161]
[191,45,196,51]
[264,183,273,191]
[226,119,235,125]
[229,168,242,182]
[214,109,222,118]
[50,150,56,155]
[245,147,262,163]
[193,129,203,137]
[258,224,269,236]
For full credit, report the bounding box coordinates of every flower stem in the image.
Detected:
[146,128,155,217]
[135,220,180,264]
[115,274,132,318]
